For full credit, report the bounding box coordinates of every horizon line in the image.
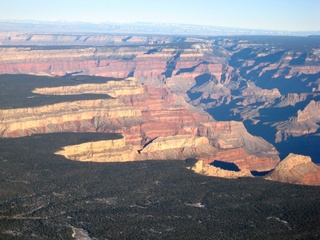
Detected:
[1,19,319,36]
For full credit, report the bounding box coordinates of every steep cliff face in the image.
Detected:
[212,148,279,172]
[138,135,216,160]
[0,98,142,138]
[0,75,279,171]
[32,78,144,97]
[0,44,213,81]
[1,33,319,176]
[55,137,137,162]
[55,135,217,163]
[274,100,320,142]
[222,39,320,80]
[0,36,236,96]
[266,153,320,186]
[275,93,309,107]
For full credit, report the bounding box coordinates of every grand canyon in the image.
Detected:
[0,29,320,239]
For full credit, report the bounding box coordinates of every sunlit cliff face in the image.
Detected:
[0,76,279,173]
[0,34,319,184]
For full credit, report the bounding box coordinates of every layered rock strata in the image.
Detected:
[1,33,320,183]
[274,100,320,142]
[55,135,216,162]
[212,148,279,172]
[1,35,319,138]
[0,38,234,92]
[55,137,136,162]
[0,98,142,138]
[266,153,320,186]
[32,78,144,97]
[0,78,279,171]
[137,135,216,160]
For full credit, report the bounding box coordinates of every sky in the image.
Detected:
[1,0,319,32]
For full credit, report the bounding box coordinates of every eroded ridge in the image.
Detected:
[0,77,280,172]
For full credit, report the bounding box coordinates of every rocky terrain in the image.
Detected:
[274,100,320,142]
[55,137,137,162]
[0,33,320,183]
[0,30,320,239]
[0,75,279,173]
[267,153,320,186]
[191,160,253,179]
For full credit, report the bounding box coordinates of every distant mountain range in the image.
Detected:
[1,20,319,36]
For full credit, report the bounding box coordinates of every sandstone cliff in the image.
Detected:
[0,76,279,171]
[1,33,320,184]
[138,135,216,160]
[266,153,320,186]
[274,100,320,142]
[212,148,279,172]
[55,137,137,162]
[0,36,233,95]
[0,98,142,138]
[1,35,318,133]
[55,135,217,163]
[32,78,144,98]
[191,160,253,179]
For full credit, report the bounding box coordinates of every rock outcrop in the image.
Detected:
[56,135,217,163]
[212,148,279,172]
[3,33,320,177]
[266,153,320,186]
[1,35,319,135]
[0,98,142,138]
[55,137,136,162]
[0,76,279,171]
[190,160,253,179]
[274,100,320,142]
[32,77,144,98]
[275,93,309,107]
[138,135,216,160]
[0,36,235,96]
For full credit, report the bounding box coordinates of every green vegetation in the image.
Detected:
[0,133,319,239]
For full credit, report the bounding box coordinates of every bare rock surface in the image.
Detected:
[275,100,320,142]
[55,138,136,162]
[138,135,216,160]
[2,34,320,177]
[191,160,253,179]
[0,77,279,171]
[267,153,320,186]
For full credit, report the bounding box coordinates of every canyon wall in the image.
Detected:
[266,154,320,186]
[0,76,279,171]
[1,33,319,183]
[55,138,137,162]
[274,100,320,142]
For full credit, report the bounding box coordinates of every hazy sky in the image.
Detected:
[1,0,319,31]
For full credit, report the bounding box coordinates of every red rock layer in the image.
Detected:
[202,148,279,172]
[267,153,320,186]
[0,79,279,171]
[0,47,175,79]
